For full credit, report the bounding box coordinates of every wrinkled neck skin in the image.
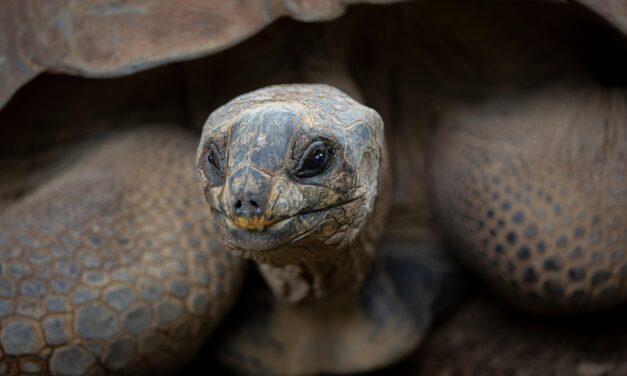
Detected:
[251,147,389,307]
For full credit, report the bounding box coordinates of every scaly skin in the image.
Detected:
[0,127,245,375]
[431,83,627,311]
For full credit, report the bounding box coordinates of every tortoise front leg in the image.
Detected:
[0,127,245,375]
[431,84,627,312]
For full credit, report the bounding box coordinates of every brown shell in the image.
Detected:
[1,0,625,109]
[0,0,400,109]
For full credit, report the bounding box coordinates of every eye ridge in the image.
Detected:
[293,140,332,178]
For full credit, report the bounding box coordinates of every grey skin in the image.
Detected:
[197,84,464,374]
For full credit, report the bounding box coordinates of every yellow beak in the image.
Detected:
[233,216,275,231]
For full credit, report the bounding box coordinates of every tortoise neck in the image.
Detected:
[256,243,374,305]
[257,145,391,305]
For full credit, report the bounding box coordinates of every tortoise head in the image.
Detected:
[197,84,384,263]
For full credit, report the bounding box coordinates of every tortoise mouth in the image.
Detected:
[211,195,365,253]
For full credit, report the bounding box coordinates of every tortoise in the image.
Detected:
[1,0,627,375]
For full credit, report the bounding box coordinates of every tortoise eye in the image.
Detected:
[293,141,331,178]
[205,143,224,177]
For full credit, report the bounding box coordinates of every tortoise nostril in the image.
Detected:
[232,198,263,216]
[249,200,263,215]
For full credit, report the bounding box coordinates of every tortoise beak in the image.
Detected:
[232,215,278,231]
